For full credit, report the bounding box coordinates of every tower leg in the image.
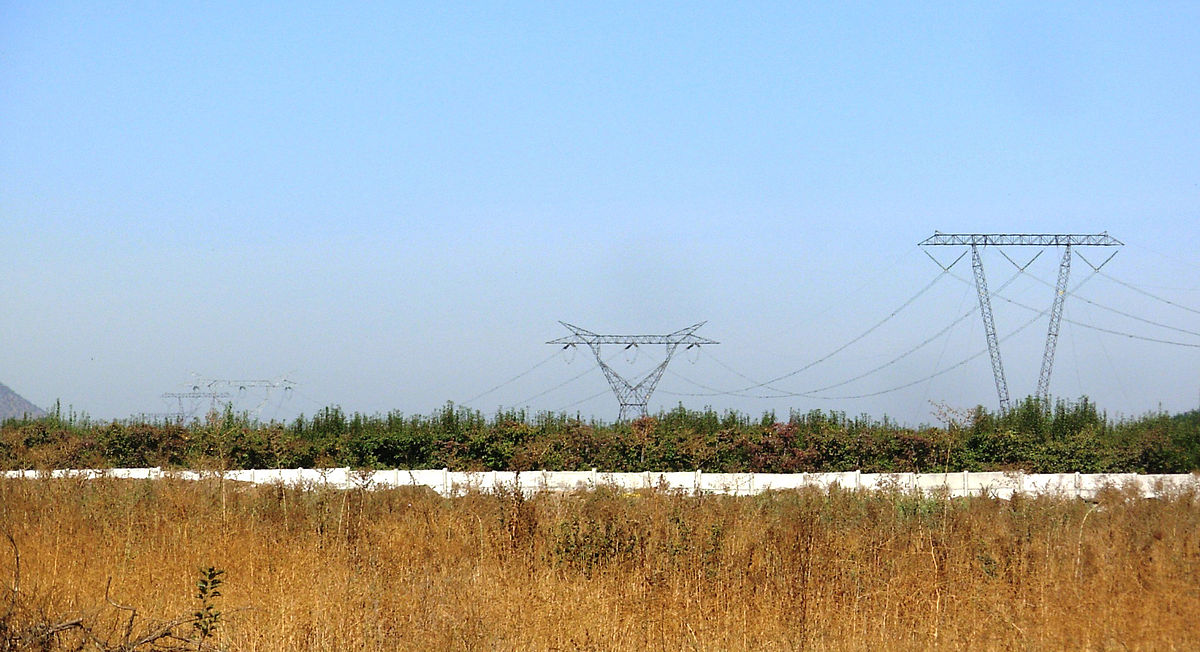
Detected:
[1037,245,1072,406]
[590,343,682,422]
[972,245,1011,412]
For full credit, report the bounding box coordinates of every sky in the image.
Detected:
[2,2,1198,425]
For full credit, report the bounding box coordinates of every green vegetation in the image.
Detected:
[1,397,1197,473]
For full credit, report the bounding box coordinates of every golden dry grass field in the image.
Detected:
[2,477,1199,650]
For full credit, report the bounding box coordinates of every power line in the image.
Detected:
[802,305,1054,400]
[789,269,1034,397]
[948,273,1200,349]
[666,302,982,401]
[511,350,636,407]
[462,350,562,405]
[924,280,974,403]
[768,272,1089,401]
[663,268,1023,400]
[660,246,928,389]
[694,269,950,396]
[1059,320,1200,348]
[1011,264,1200,339]
[746,245,922,346]
[1098,270,1200,317]
[512,364,599,405]
[1083,300,1131,403]
[554,388,611,413]
[708,270,1102,401]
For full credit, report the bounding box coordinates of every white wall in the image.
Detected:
[4,468,1197,499]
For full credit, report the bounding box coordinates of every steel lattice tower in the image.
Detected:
[161,391,232,420]
[920,232,1122,411]
[549,322,717,421]
[190,377,297,418]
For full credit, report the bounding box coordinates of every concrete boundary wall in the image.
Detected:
[3,468,1198,499]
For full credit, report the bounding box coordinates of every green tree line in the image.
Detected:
[2,397,1198,473]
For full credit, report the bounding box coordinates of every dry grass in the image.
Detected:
[2,477,1199,650]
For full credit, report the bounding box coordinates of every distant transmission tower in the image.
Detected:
[549,322,717,421]
[920,232,1122,411]
[159,376,296,421]
[160,391,232,420]
[191,377,296,418]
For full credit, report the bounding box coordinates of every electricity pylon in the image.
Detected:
[549,322,717,421]
[920,232,1122,411]
[190,377,296,418]
[161,391,232,420]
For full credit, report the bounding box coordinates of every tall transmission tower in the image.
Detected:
[549,322,717,421]
[920,232,1122,411]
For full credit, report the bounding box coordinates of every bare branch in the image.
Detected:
[104,577,139,644]
[124,615,196,649]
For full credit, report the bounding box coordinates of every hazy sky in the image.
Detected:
[3,2,1198,424]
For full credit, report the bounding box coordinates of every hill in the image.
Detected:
[0,381,45,419]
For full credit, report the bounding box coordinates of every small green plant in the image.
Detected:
[192,566,224,645]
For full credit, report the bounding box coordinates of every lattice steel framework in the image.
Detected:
[190,377,297,418]
[162,377,296,421]
[920,233,1123,247]
[549,322,717,421]
[161,391,232,420]
[968,245,1011,410]
[921,232,1122,411]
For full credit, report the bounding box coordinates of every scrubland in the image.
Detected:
[5,398,1200,474]
[2,477,1199,650]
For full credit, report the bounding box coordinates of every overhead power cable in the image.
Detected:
[749,270,947,388]
[552,389,609,413]
[667,269,949,398]
[803,307,1051,400]
[664,300,1060,403]
[924,281,974,401]
[1014,268,1200,339]
[513,364,598,405]
[765,269,1103,400]
[947,273,1200,349]
[1057,319,1200,348]
[788,268,1034,397]
[463,350,562,405]
[1097,270,1200,317]
[667,303,982,401]
[796,306,979,396]
[664,268,1023,399]
[513,351,625,406]
[749,245,922,344]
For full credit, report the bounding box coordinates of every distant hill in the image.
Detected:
[0,381,46,420]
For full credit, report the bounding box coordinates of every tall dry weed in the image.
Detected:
[0,477,1197,650]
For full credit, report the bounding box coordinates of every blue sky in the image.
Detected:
[3,2,1198,424]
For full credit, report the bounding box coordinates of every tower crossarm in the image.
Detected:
[548,321,718,346]
[920,232,1123,247]
[161,392,232,400]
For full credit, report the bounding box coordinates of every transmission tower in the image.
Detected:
[161,391,232,420]
[190,377,297,418]
[549,322,717,421]
[920,232,1122,411]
